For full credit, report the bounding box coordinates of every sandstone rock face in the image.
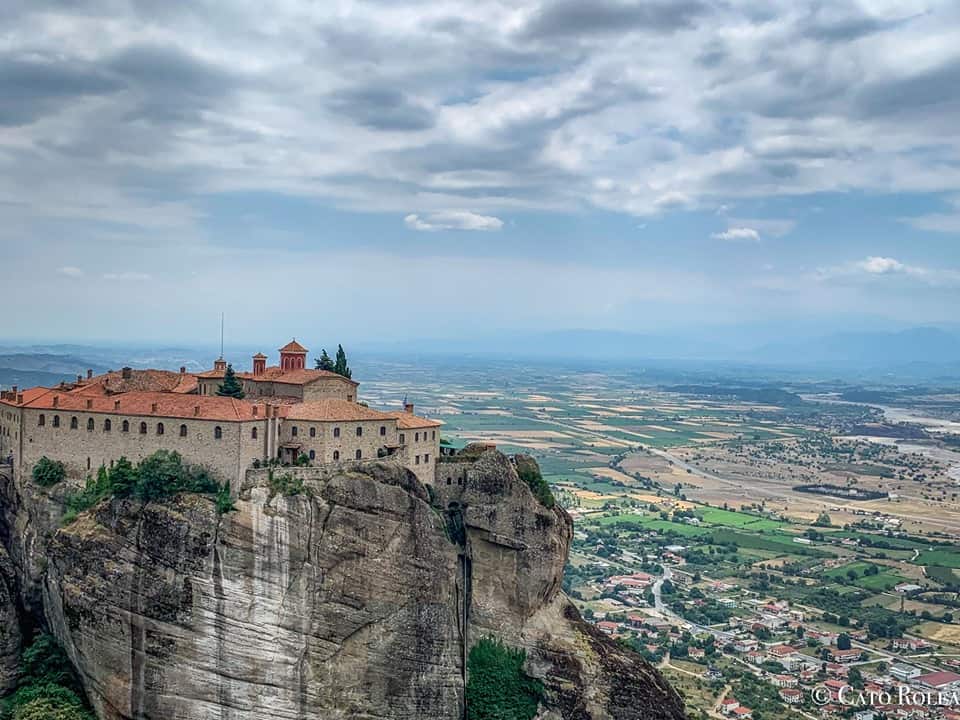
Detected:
[0,544,21,695]
[0,456,685,720]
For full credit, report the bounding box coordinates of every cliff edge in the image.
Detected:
[0,452,684,719]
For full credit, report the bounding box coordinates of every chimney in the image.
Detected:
[53,396,59,408]
[87,369,93,379]
[86,399,93,409]
[151,402,158,413]
[11,386,17,396]
[252,353,266,377]
[77,375,83,384]
[214,358,227,372]
[114,400,121,411]
[122,367,132,380]
[180,366,186,375]
[404,402,414,414]
[252,406,258,417]
[16,393,23,404]
[194,405,201,417]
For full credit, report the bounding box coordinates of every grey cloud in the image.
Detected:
[0,54,122,126]
[856,58,960,119]
[521,0,708,39]
[327,87,435,131]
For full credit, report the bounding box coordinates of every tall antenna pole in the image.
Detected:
[220,312,224,359]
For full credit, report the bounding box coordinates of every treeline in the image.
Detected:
[1,634,94,720]
[665,385,803,406]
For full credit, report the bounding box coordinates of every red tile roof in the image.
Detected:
[74,369,198,395]
[279,339,308,353]
[390,411,443,429]
[197,366,358,386]
[16,390,263,422]
[917,671,960,687]
[282,399,395,423]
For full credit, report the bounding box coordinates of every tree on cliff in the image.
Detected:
[334,344,352,379]
[466,637,543,720]
[217,364,245,398]
[315,349,335,371]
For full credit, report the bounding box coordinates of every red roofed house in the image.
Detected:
[916,671,960,691]
[0,338,444,488]
[780,688,802,704]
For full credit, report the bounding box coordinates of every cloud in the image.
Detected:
[855,256,910,275]
[902,197,960,233]
[404,211,504,232]
[328,87,434,131]
[520,0,709,39]
[57,266,84,277]
[818,256,960,287]
[712,227,760,242]
[102,271,152,281]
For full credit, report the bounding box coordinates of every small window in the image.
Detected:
[70,416,78,430]
[425,453,430,463]
[379,425,386,436]
[432,431,436,440]
[139,422,147,434]
[291,426,298,437]
[38,414,45,427]
[333,427,340,438]
[446,477,452,485]
[53,415,60,428]
[415,455,420,465]
[415,432,419,442]
[309,427,316,438]
[104,419,111,432]
[122,420,129,432]
[356,426,362,437]
[333,450,340,461]
[399,433,405,444]
[214,426,223,440]
[180,424,188,437]
[251,427,258,440]
[86,457,91,470]
[157,422,164,436]
[309,450,315,460]
[87,418,94,431]
[355,449,362,460]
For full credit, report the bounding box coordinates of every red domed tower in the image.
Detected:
[278,339,308,372]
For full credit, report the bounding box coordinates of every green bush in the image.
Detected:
[31,457,66,487]
[514,457,555,509]
[63,451,231,522]
[268,470,306,498]
[466,637,543,720]
[0,635,94,720]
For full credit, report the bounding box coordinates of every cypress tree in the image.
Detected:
[217,363,245,398]
[315,349,335,371]
[333,344,352,379]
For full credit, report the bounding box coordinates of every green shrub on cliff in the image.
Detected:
[31,457,65,487]
[63,451,231,521]
[466,637,543,720]
[0,634,94,720]
[514,457,555,509]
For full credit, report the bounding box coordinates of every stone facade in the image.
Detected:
[0,339,441,493]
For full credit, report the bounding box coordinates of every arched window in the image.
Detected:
[355,449,362,460]
[333,427,340,438]
[447,477,452,485]
[53,415,60,428]
[309,427,316,438]
[214,426,223,440]
[379,425,386,436]
[308,450,315,460]
[139,422,147,434]
[180,424,188,437]
[104,419,111,432]
[415,432,420,442]
[291,426,298,437]
[86,418,94,431]
[70,416,78,429]
[356,426,362,437]
[122,420,129,432]
[251,427,258,440]
[157,422,164,435]
[333,450,340,461]
[38,414,45,427]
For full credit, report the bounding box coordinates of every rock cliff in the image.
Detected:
[0,452,684,720]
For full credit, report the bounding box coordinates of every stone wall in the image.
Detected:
[278,417,398,464]
[18,408,267,488]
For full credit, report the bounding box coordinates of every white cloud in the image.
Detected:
[818,256,960,286]
[102,272,152,281]
[57,266,83,277]
[712,227,761,242]
[404,211,504,232]
[856,256,910,275]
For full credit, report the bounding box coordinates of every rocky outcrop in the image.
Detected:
[0,455,685,720]
[0,544,21,694]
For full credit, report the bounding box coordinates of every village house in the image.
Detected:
[828,648,863,664]
[780,688,802,704]
[770,674,798,689]
[892,637,932,653]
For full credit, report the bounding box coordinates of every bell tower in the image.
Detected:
[278,339,308,372]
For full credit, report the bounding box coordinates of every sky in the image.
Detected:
[1,0,959,347]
